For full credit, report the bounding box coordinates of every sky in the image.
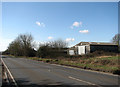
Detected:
[0,2,118,51]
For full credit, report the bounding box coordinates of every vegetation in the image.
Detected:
[112,33,120,45]
[2,33,120,74]
[112,33,120,51]
[2,34,68,57]
[27,55,120,75]
[37,39,68,58]
[3,34,36,57]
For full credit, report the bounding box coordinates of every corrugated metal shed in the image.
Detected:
[75,42,117,46]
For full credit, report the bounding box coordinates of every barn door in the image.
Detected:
[78,46,86,55]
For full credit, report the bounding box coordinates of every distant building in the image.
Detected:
[68,42,118,55]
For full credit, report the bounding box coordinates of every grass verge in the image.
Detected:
[27,56,120,75]
[6,55,120,75]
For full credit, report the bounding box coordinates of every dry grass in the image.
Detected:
[8,54,120,75]
[96,56,112,58]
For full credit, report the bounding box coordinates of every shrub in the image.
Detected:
[37,46,50,58]
[54,59,58,62]
[94,59,99,63]
[45,59,51,63]
[91,51,117,57]
[100,60,110,65]
[113,70,120,75]
[83,53,95,58]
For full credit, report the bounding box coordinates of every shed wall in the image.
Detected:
[90,45,118,53]
[86,45,90,54]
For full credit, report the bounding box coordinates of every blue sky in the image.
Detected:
[1,2,118,51]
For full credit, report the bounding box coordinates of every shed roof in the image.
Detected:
[75,42,117,46]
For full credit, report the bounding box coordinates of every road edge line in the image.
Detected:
[24,58,119,77]
[50,63,119,77]
[1,58,18,87]
[11,57,119,77]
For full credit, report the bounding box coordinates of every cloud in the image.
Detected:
[79,30,89,33]
[65,38,75,42]
[36,21,40,26]
[33,41,47,50]
[0,38,13,51]
[36,21,45,27]
[48,36,53,40]
[68,44,75,48]
[73,22,80,27]
[71,21,82,29]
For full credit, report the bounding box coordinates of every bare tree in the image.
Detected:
[49,39,68,48]
[37,39,68,58]
[112,34,120,45]
[7,33,36,57]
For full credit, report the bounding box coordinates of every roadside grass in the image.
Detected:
[26,56,120,74]
[6,55,120,75]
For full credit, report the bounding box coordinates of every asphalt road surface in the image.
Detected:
[2,56,120,87]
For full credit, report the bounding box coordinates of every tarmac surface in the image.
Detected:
[2,56,120,87]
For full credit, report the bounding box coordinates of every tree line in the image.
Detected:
[2,33,120,57]
[3,34,68,58]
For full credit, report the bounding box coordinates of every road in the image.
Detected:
[2,56,120,87]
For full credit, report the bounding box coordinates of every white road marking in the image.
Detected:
[48,69,51,72]
[5,72,9,83]
[68,76,102,87]
[1,58,18,87]
[10,56,118,77]
[51,64,118,77]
